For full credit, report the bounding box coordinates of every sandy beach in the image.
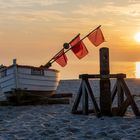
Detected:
[0,105,140,140]
[0,79,140,140]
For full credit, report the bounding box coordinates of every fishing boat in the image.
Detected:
[0,59,59,101]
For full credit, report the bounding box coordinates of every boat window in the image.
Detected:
[31,68,44,76]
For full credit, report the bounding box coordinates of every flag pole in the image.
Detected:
[43,25,101,68]
[63,25,101,55]
[43,33,80,68]
[42,49,63,68]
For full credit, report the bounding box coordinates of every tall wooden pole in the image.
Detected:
[100,47,112,116]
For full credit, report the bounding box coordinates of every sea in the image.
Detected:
[57,78,140,96]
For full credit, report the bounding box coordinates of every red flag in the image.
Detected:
[70,35,88,59]
[55,49,67,67]
[88,27,105,47]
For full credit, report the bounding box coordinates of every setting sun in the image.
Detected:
[136,62,140,78]
[134,32,140,42]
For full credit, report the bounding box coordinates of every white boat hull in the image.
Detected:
[0,64,59,98]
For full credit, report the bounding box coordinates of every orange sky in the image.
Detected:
[0,0,140,79]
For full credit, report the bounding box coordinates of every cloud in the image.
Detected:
[0,0,68,8]
[14,10,66,22]
[0,10,65,23]
[73,1,140,17]
[104,3,140,17]
[128,0,140,4]
[0,0,70,22]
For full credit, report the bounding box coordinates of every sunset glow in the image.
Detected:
[134,32,140,43]
[0,1,140,79]
[136,62,140,78]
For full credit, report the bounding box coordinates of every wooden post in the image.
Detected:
[82,80,88,115]
[117,79,124,107]
[100,47,112,116]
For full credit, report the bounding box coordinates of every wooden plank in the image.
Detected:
[119,79,140,116]
[79,74,100,79]
[1,84,16,93]
[18,78,58,86]
[111,81,117,102]
[19,84,57,91]
[18,73,58,81]
[84,79,101,117]
[0,74,15,83]
[82,80,88,115]
[50,93,72,98]
[6,67,15,75]
[0,79,15,88]
[79,73,126,79]
[71,81,83,113]
[117,79,124,107]
[46,98,70,104]
[118,98,130,116]
[113,74,126,78]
